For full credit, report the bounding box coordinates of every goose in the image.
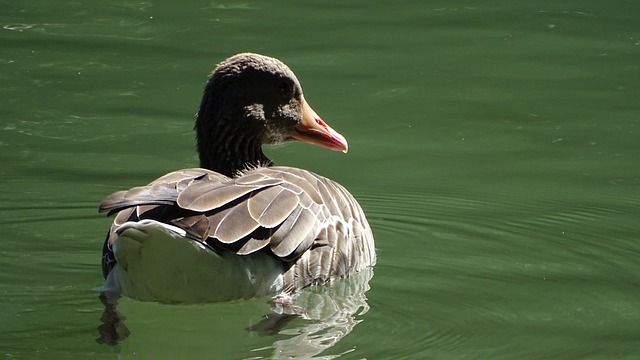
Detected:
[98,53,376,303]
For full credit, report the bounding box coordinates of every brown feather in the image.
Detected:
[247,186,299,228]
[269,206,318,258]
[177,178,282,211]
[206,200,261,244]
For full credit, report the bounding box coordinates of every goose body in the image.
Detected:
[99,53,376,303]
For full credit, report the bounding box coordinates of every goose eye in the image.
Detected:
[278,80,292,95]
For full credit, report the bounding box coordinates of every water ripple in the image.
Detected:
[356,189,640,356]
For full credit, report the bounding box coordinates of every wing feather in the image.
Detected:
[236,236,271,255]
[247,186,299,228]
[269,206,318,258]
[207,200,260,244]
[99,168,220,214]
[177,178,282,211]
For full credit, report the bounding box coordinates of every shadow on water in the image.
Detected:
[96,268,374,359]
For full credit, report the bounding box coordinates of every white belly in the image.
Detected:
[98,219,285,303]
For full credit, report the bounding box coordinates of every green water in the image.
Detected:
[2,0,640,359]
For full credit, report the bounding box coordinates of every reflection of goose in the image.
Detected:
[251,268,374,360]
[98,53,376,303]
[96,268,374,352]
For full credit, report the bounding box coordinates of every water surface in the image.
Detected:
[2,0,639,359]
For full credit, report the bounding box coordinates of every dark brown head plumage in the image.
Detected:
[195,53,305,177]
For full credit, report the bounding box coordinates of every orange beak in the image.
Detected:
[291,97,349,153]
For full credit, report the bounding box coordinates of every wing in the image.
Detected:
[100,166,375,289]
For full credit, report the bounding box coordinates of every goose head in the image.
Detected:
[195,53,348,177]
